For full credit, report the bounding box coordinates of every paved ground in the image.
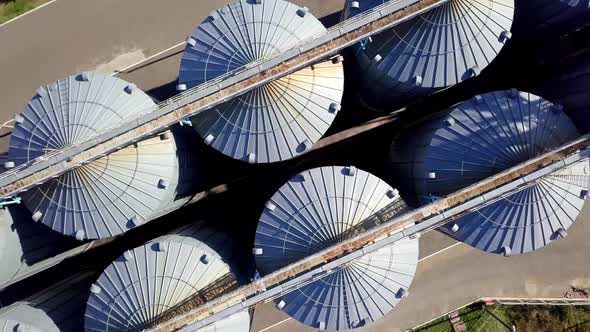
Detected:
[250,204,590,332]
[0,0,344,150]
[249,230,461,332]
[1,2,590,332]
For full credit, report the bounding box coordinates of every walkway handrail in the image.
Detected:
[0,0,447,199]
[151,133,590,331]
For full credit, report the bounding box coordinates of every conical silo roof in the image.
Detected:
[254,166,418,331]
[0,205,78,288]
[7,72,184,240]
[0,319,43,332]
[389,90,580,207]
[0,272,95,332]
[178,0,344,163]
[0,310,47,332]
[441,159,589,255]
[84,223,244,331]
[0,206,31,287]
[342,0,514,108]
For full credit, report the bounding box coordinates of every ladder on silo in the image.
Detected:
[57,79,70,143]
[341,270,353,329]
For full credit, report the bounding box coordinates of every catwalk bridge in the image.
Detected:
[1,0,589,330]
[152,134,590,331]
[0,0,447,199]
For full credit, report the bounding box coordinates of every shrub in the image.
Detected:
[0,0,41,24]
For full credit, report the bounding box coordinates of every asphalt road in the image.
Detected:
[250,204,590,332]
[249,230,462,332]
[0,0,345,150]
[1,1,590,332]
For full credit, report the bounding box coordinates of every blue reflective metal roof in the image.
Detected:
[0,272,94,332]
[7,73,186,239]
[342,0,514,108]
[389,90,580,207]
[179,0,344,163]
[85,223,242,331]
[441,159,589,255]
[254,166,418,330]
[0,205,77,288]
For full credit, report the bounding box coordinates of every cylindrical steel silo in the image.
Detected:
[533,49,590,133]
[342,0,514,110]
[388,90,585,255]
[1,319,42,332]
[178,0,345,163]
[389,90,579,206]
[512,0,589,37]
[84,222,249,331]
[441,159,589,255]
[0,205,78,288]
[254,166,418,331]
[7,72,202,240]
[0,272,95,332]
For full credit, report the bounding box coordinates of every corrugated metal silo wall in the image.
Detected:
[532,49,590,134]
[0,271,95,331]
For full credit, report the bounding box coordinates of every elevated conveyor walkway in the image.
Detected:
[153,134,590,331]
[0,0,446,200]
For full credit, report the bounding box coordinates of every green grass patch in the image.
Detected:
[506,305,590,332]
[473,305,513,332]
[455,303,513,332]
[459,303,485,330]
[412,315,453,332]
[0,0,49,24]
[413,303,590,332]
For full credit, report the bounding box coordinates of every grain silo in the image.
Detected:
[0,205,78,289]
[440,159,589,255]
[177,0,345,163]
[0,272,95,332]
[1,319,42,332]
[6,72,202,240]
[253,166,418,331]
[84,222,249,331]
[388,90,585,255]
[512,0,589,37]
[389,90,579,206]
[342,0,514,110]
[533,49,590,133]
